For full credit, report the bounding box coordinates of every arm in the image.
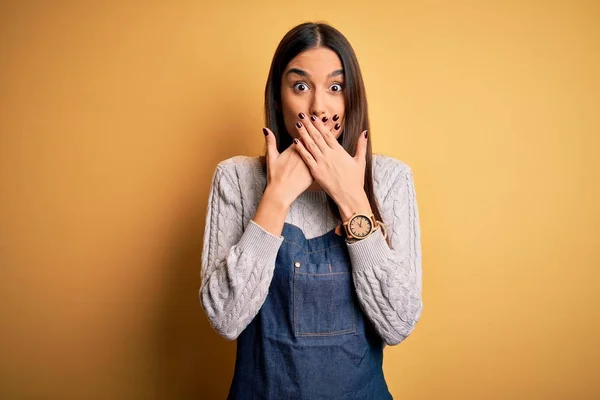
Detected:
[346,165,423,346]
[199,162,287,340]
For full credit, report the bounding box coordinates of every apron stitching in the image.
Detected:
[286,235,355,337]
[295,272,348,276]
[330,273,334,333]
[294,266,298,336]
[284,240,342,253]
[296,328,355,336]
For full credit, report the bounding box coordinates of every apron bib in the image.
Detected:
[227,223,393,400]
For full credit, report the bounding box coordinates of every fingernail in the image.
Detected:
[332,114,339,121]
[296,121,303,128]
[262,128,268,136]
[364,130,368,138]
[310,115,317,122]
[298,112,305,119]
[322,116,328,123]
[293,138,299,144]
[334,123,340,130]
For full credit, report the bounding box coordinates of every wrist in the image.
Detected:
[263,185,293,212]
[337,191,372,222]
[253,185,291,238]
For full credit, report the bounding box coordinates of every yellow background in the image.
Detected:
[1,1,598,399]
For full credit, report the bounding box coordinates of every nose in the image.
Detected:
[309,88,326,116]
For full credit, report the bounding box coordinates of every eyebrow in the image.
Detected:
[286,68,344,79]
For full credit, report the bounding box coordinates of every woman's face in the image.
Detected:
[280,47,345,140]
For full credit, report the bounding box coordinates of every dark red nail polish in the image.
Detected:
[334,123,340,130]
[310,115,317,121]
[298,112,305,119]
[293,138,299,144]
[263,128,268,136]
[332,114,339,122]
[296,121,302,128]
[322,116,328,123]
[364,130,368,138]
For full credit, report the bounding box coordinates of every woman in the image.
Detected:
[200,22,423,399]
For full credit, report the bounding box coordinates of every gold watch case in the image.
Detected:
[343,212,378,240]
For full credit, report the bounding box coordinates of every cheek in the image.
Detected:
[335,98,345,117]
[281,107,298,137]
[282,95,304,115]
[280,93,305,137]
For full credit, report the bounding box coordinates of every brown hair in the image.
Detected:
[261,22,384,230]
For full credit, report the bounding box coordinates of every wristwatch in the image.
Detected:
[342,212,378,240]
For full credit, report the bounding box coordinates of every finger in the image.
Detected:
[293,137,317,168]
[354,130,368,164]
[295,120,323,161]
[332,120,342,140]
[263,127,279,166]
[304,114,333,153]
[321,114,342,148]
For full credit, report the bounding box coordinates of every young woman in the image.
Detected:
[200,22,423,399]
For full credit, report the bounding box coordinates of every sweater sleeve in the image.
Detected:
[199,162,284,340]
[346,165,423,346]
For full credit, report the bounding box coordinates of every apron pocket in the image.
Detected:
[293,262,357,337]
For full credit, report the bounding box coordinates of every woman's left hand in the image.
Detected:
[293,114,371,221]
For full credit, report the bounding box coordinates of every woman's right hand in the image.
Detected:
[263,127,314,208]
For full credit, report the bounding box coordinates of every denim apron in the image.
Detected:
[227,222,393,400]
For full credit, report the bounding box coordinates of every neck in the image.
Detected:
[306,181,323,192]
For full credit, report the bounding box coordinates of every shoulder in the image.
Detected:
[372,153,413,183]
[371,153,415,208]
[212,155,266,199]
[215,155,261,172]
[214,155,264,180]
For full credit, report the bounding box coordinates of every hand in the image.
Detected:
[263,127,314,208]
[292,115,371,221]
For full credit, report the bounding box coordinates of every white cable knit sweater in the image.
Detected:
[199,154,423,346]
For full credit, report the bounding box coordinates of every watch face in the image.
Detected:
[349,215,372,238]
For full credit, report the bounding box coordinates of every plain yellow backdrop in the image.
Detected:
[1,1,598,399]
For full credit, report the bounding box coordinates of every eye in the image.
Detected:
[293,82,310,92]
[330,83,344,92]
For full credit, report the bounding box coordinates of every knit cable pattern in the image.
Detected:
[347,162,423,345]
[199,154,423,345]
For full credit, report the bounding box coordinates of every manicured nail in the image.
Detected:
[262,128,268,136]
[322,116,328,123]
[364,130,368,138]
[334,123,340,130]
[310,115,317,121]
[298,112,305,119]
[296,121,303,128]
[332,114,339,121]
[293,138,299,144]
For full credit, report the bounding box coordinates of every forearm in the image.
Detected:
[201,220,284,340]
[252,185,291,237]
[347,229,423,345]
[345,163,423,346]
[336,189,372,222]
[200,162,286,341]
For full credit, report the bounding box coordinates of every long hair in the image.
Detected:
[261,22,385,230]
